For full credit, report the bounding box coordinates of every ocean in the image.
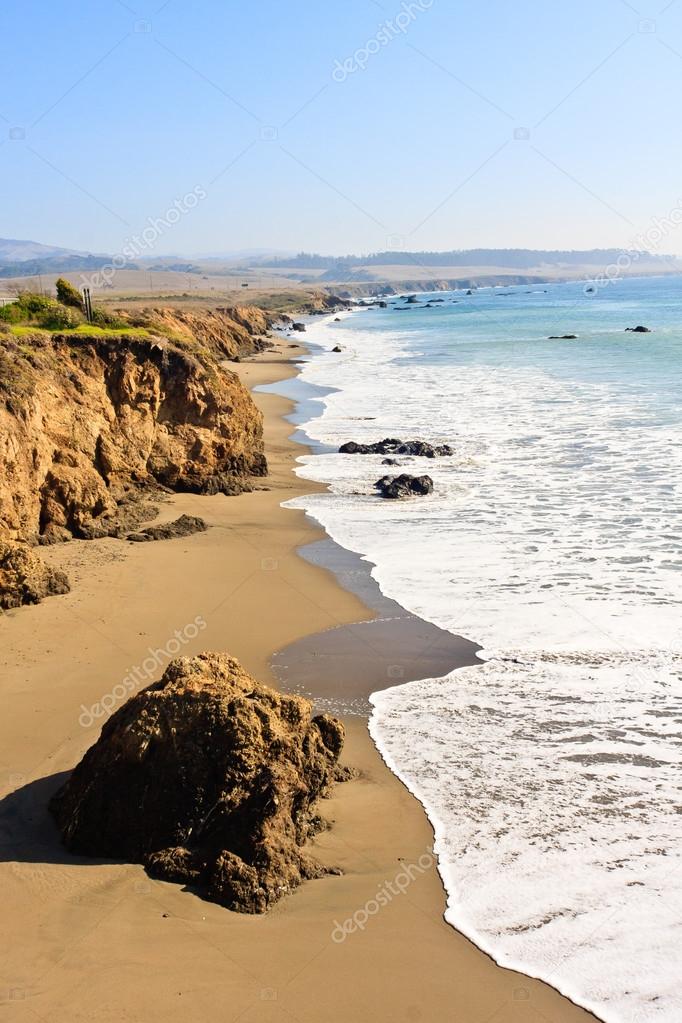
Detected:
[281,276,682,1022]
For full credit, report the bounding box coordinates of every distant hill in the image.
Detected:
[0,237,114,279]
[258,248,676,271]
[0,237,90,263]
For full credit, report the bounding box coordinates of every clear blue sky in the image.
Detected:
[2,0,682,256]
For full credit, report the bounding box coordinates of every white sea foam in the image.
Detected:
[283,307,682,1022]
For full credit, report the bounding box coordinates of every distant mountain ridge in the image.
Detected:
[0,237,113,279]
[0,237,91,263]
[258,248,677,270]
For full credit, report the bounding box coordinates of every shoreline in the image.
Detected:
[240,335,600,1022]
[0,337,597,1021]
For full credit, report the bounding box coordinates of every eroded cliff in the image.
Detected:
[0,325,266,544]
[119,305,274,361]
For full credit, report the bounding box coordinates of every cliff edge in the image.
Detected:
[0,326,266,544]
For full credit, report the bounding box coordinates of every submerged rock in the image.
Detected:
[339,438,452,458]
[548,334,578,340]
[625,325,652,333]
[332,345,343,353]
[374,474,434,499]
[0,540,70,610]
[127,515,208,543]
[49,653,346,913]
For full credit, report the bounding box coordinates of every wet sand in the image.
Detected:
[273,536,481,715]
[0,340,598,1022]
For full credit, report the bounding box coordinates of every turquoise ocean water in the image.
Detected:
[284,276,682,1022]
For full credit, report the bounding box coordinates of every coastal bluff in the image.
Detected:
[0,307,270,547]
[50,653,346,913]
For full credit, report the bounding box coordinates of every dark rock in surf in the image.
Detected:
[374,474,434,499]
[339,438,453,458]
[625,325,652,333]
[548,334,578,340]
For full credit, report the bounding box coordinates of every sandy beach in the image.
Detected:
[0,339,598,1022]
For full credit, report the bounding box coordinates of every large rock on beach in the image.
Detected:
[0,540,70,610]
[49,653,346,913]
[374,474,434,499]
[340,438,452,458]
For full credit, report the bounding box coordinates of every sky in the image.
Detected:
[2,0,682,258]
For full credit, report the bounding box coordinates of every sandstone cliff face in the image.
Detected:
[0,540,70,609]
[124,306,273,361]
[50,653,345,913]
[0,330,266,543]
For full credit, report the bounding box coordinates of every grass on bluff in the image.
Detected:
[8,325,151,339]
[0,281,138,336]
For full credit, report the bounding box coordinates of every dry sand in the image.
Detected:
[0,342,597,1022]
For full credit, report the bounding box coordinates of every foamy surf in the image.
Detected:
[283,281,682,1022]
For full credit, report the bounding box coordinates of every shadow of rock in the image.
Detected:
[0,771,120,867]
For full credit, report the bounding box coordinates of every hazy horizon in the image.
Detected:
[4,1,682,258]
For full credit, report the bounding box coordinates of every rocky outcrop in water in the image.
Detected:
[340,438,452,458]
[0,329,266,544]
[0,539,70,609]
[49,653,345,913]
[126,515,208,543]
[374,474,434,499]
[625,325,652,333]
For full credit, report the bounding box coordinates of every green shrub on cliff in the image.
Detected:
[55,277,84,310]
[0,302,24,324]
[0,292,84,330]
[90,305,128,329]
[38,305,83,330]
[0,293,52,322]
